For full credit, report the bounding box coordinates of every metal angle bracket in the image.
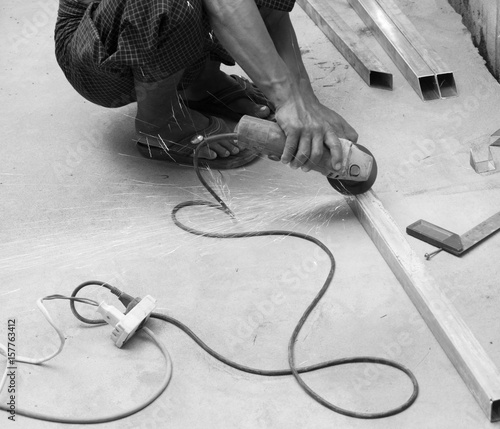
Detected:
[297,0,393,90]
[470,130,500,174]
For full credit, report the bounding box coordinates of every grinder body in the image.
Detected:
[235,116,377,194]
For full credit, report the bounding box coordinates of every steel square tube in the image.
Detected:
[348,0,440,101]
[297,0,393,90]
[374,0,457,98]
[349,191,500,422]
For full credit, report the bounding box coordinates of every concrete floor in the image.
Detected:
[1,0,499,428]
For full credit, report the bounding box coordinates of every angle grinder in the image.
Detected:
[235,115,377,195]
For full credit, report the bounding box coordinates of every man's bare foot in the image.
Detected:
[135,103,239,160]
[182,61,271,119]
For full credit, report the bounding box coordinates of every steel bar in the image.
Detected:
[460,211,500,251]
[348,0,440,101]
[348,190,500,422]
[374,0,457,98]
[297,0,393,90]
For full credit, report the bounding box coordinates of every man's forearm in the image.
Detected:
[203,0,298,106]
[259,8,314,94]
[204,0,357,169]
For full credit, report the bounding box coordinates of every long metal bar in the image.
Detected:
[349,190,500,422]
[461,211,500,251]
[348,0,440,101]
[297,0,393,90]
[374,0,457,98]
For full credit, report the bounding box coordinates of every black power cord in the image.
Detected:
[71,135,419,419]
[175,137,419,418]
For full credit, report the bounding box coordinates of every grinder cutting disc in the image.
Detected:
[327,144,377,195]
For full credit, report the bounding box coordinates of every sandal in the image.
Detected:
[136,114,258,169]
[183,75,275,122]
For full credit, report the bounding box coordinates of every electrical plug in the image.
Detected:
[125,297,143,314]
[105,285,138,310]
[96,295,157,348]
[117,292,134,308]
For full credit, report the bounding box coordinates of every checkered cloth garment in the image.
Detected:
[55,0,295,108]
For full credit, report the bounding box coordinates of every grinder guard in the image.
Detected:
[327,144,377,195]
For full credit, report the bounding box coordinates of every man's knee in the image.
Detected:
[259,7,288,27]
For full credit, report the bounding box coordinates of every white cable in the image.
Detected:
[0,299,173,423]
[0,298,66,395]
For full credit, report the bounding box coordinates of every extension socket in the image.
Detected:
[96,295,157,348]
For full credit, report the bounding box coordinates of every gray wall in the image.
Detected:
[448,0,499,80]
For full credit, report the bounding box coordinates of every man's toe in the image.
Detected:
[254,105,271,118]
[229,98,270,118]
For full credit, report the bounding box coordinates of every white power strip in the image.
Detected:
[96,295,157,348]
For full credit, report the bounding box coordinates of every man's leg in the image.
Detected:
[56,0,268,160]
[134,70,239,159]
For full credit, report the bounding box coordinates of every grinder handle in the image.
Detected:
[235,115,372,182]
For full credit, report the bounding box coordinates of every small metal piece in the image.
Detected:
[470,133,500,174]
[348,0,440,101]
[349,165,361,177]
[470,147,496,173]
[424,248,443,260]
[297,0,393,90]
[191,135,204,145]
[268,154,281,162]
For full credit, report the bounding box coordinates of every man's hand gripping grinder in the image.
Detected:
[235,116,377,195]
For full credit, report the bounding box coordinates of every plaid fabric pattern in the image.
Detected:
[55,0,295,108]
[256,0,295,9]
